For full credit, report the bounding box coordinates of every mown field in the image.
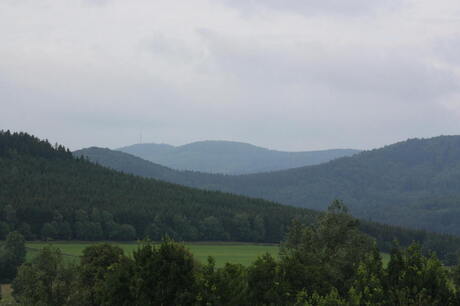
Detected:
[26,242,280,267]
[26,241,391,267]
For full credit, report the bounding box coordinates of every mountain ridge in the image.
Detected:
[78,135,460,236]
[117,140,359,174]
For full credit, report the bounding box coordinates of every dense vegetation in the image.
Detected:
[3,131,460,264]
[117,140,359,174]
[0,131,316,244]
[8,205,460,305]
[81,136,460,236]
[0,232,26,283]
[73,147,216,188]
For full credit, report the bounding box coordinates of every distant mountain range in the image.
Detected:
[1,131,314,243]
[117,141,359,174]
[77,136,460,236]
[6,130,457,261]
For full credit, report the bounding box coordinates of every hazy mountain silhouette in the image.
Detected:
[117,140,359,174]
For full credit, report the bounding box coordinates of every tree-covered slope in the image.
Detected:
[81,136,460,236]
[73,147,218,187]
[213,136,460,235]
[117,140,359,174]
[4,131,460,263]
[0,132,316,244]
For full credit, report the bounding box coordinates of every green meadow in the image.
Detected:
[26,241,391,268]
[26,242,280,267]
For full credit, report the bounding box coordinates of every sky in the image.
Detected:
[1,0,460,151]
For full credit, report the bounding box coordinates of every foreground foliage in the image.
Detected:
[8,203,460,305]
[0,232,26,283]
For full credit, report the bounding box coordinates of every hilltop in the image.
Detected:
[117,140,359,174]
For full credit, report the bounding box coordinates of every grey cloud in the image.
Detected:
[311,53,459,103]
[62,111,167,130]
[435,35,460,66]
[221,0,406,16]
[201,30,459,105]
[81,0,112,7]
[1,0,460,152]
[194,29,460,150]
[140,34,206,66]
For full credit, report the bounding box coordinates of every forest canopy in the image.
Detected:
[1,131,460,264]
[78,136,460,236]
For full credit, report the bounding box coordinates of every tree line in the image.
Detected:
[5,202,460,305]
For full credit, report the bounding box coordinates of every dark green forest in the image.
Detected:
[2,131,460,264]
[7,205,460,305]
[0,131,315,244]
[77,136,460,236]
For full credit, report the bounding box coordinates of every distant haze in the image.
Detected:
[1,0,460,151]
[117,140,360,174]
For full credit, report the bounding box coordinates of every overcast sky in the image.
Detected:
[1,0,460,151]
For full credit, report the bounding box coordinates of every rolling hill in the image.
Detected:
[3,130,460,263]
[78,136,460,236]
[117,140,359,174]
[74,147,219,187]
[0,131,315,244]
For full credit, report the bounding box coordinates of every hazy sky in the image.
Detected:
[1,0,460,151]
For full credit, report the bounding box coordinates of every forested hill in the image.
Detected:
[211,135,460,235]
[73,147,218,187]
[0,132,316,244]
[80,136,460,236]
[117,140,359,174]
[3,131,460,263]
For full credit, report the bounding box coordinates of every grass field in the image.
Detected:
[26,241,280,267]
[26,241,391,268]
